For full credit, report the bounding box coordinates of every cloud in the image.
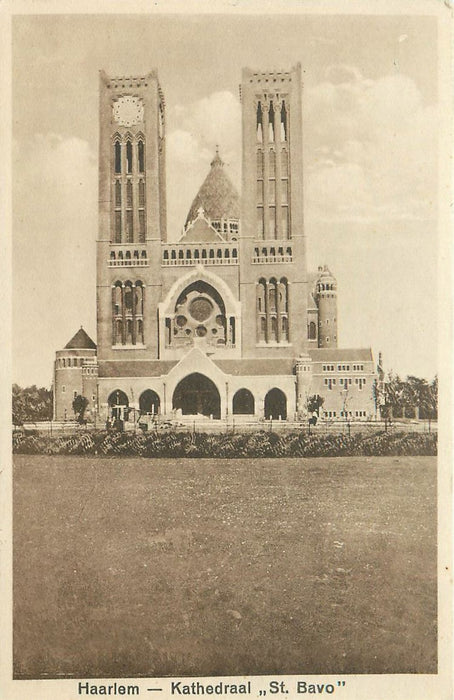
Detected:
[166,91,241,238]
[164,74,437,231]
[324,64,363,84]
[304,69,438,223]
[167,129,211,166]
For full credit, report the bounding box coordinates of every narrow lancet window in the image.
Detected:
[256,102,263,143]
[280,102,287,141]
[257,208,264,239]
[126,211,133,243]
[269,207,276,238]
[138,180,145,207]
[114,141,121,174]
[126,141,133,174]
[138,140,145,173]
[282,317,288,340]
[280,278,288,312]
[269,281,277,312]
[281,209,289,239]
[268,102,275,142]
[115,212,122,243]
[115,181,121,207]
[138,211,145,242]
[126,181,133,208]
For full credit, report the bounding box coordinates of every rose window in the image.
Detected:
[169,281,230,349]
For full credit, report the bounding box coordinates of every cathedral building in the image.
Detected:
[54,64,377,423]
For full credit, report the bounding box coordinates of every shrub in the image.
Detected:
[12,429,437,458]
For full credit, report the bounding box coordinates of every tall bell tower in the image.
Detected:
[96,71,166,371]
[239,63,308,359]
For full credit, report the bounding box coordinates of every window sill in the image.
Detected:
[112,344,147,350]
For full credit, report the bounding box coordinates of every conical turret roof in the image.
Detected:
[65,327,97,350]
[185,149,240,227]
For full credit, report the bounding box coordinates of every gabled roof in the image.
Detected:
[179,209,225,243]
[185,149,240,226]
[65,327,97,350]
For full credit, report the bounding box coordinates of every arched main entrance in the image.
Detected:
[232,388,255,415]
[264,388,287,420]
[108,390,129,421]
[173,373,221,419]
[139,389,160,415]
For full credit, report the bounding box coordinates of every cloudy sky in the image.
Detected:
[12,11,441,387]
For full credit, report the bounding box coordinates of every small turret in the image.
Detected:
[53,327,98,421]
[316,265,338,349]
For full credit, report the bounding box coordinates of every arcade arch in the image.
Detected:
[232,388,255,415]
[139,389,160,415]
[264,388,287,420]
[173,373,221,419]
[108,390,129,421]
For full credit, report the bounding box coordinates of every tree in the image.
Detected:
[307,394,324,416]
[428,375,438,418]
[384,371,404,419]
[405,375,429,420]
[340,385,352,435]
[381,372,438,424]
[12,384,53,425]
[72,394,89,424]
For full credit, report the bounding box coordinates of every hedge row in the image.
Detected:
[12,430,437,458]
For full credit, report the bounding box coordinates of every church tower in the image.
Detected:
[239,64,308,359]
[96,71,166,373]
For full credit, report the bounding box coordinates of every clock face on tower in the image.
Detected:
[112,96,144,127]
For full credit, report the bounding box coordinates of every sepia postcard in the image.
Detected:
[1,1,452,699]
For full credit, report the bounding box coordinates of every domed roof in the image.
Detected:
[185,148,240,227]
[316,265,336,282]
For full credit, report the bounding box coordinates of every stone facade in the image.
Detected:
[53,64,378,425]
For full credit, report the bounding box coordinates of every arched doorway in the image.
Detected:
[139,389,160,415]
[264,388,287,420]
[173,373,221,419]
[232,388,255,415]
[108,390,129,421]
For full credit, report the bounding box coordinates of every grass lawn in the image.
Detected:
[13,455,437,678]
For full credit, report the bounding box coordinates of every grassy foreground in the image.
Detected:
[13,455,437,678]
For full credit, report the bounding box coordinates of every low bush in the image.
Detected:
[12,429,437,458]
